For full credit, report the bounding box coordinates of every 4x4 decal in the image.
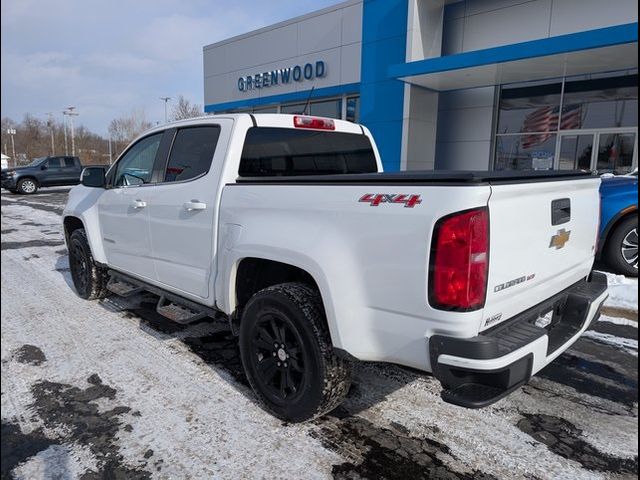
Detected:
[359,194,422,208]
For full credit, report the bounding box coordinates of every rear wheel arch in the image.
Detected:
[63,216,85,245]
[600,208,638,255]
[604,214,638,276]
[232,258,336,341]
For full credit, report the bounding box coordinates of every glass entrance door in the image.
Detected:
[595,131,637,174]
[557,133,595,171]
[556,128,638,173]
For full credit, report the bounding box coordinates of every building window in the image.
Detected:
[562,76,637,129]
[281,103,305,114]
[281,98,342,119]
[346,97,360,123]
[252,105,278,113]
[494,73,638,173]
[309,99,342,119]
[495,134,557,171]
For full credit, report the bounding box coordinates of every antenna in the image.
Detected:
[301,86,316,115]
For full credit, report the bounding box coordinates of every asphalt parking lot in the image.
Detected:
[1,187,638,480]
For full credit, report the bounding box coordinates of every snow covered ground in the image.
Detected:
[602,272,638,312]
[1,188,638,479]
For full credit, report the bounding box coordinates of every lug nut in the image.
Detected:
[272,352,276,356]
[284,363,288,368]
[277,362,281,367]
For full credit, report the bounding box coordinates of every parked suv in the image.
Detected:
[1,156,83,194]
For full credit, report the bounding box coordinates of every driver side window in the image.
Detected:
[113,133,163,187]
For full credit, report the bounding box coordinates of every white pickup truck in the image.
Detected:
[63,114,608,422]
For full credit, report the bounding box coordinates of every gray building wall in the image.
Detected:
[203,0,363,108]
[442,0,638,55]
[435,86,496,170]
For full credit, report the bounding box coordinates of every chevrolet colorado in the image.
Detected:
[63,114,608,422]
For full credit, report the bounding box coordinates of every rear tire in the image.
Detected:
[16,178,38,194]
[605,216,638,277]
[69,228,109,299]
[239,282,352,422]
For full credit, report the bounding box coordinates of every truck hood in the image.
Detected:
[2,166,37,174]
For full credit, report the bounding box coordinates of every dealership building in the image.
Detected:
[203,0,638,173]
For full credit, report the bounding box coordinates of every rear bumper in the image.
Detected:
[429,271,608,408]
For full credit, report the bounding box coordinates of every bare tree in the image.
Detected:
[171,95,202,121]
[108,108,153,157]
[1,114,111,166]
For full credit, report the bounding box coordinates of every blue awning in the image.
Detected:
[390,23,638,91]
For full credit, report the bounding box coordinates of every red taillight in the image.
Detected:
[293,115,335,130]
[429,208,489,311]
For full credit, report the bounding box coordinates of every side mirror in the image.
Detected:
[81,166,106,188]
[41,164,48,170]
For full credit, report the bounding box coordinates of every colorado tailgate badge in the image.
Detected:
[359,194,422,208]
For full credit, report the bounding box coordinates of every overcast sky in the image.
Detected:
[1,0,339,135]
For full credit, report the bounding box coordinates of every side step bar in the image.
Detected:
[107,277,144,297]
[156,296,207,324]
[106,270,221,325]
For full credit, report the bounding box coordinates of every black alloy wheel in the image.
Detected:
[248,311,308,403]
[239,283,352,422]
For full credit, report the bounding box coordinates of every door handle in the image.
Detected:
[183,200,207,211]
[130,199,147,209]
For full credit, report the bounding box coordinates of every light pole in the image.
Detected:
[62,110,69,155]
[160,97,171,123]
[64,107,79,156]
[7,128,16,167]
[46,113,55,155]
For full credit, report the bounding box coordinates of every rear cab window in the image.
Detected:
[239,127,378,177]
[163,126,221,182]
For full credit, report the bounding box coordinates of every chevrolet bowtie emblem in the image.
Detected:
[549,228,571,249]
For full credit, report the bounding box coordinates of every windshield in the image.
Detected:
[27,157,47,167]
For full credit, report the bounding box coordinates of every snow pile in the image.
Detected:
[600,272,638,312]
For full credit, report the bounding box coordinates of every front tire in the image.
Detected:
[68,228,109,299]
[239,283,352,422]
[605,216,638,277]
[16,178,38,194]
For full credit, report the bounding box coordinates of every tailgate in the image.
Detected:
[481,177,601,330]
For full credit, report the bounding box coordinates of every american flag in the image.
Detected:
[521,104,582,148]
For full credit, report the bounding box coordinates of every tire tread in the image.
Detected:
[241,282,351,422]
[69,228,109,300]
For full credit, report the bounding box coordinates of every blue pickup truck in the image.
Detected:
[598,171,638,277]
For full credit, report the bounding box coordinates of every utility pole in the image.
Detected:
[7,128,16,167]
[160,97,171,123]
[46,113,55,155]
[108,136,113,164]
[62,110,69,155]
[64,107,79,156]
